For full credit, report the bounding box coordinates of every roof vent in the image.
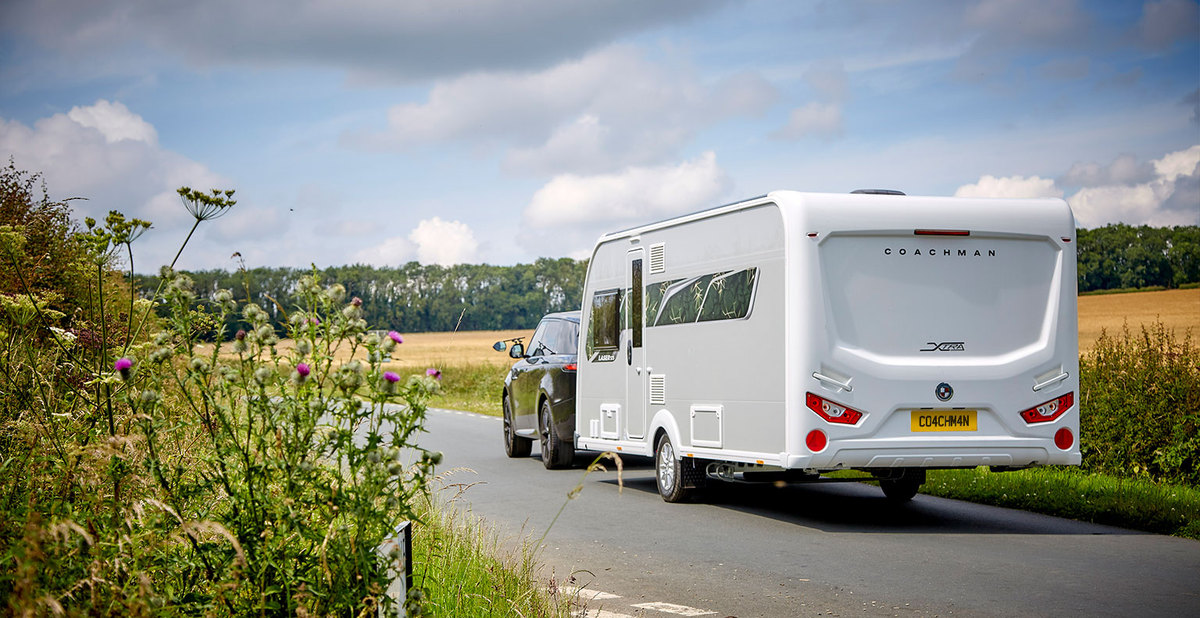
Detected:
[851,189,906,196]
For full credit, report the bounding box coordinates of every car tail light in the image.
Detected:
[563,363,577,372]
[806,429,827,452]
[1054,428,1074,450]
[806,392,863,425]
[1019,392,1073,424]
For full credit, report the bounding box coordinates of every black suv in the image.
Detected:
[496,311,579,469]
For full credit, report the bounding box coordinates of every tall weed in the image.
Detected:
[1080,321,1199,486]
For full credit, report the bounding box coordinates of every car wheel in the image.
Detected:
[655,433,693,503]
[539,399,573,469]
[503,394,531,458]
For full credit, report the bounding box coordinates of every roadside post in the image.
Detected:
[378,521,413,617]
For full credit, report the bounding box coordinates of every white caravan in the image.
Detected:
[574,190,1080,502]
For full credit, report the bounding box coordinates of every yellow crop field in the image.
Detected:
[1078,288,1198,352]
[218,289,1195,369]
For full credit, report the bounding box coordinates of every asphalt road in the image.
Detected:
[414,408,1200,617]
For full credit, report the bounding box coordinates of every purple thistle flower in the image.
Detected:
[384,371,401,383]
[114,357,133,381]
[351,296,363,307]
[296,362,310,377]
[388,331,404,345]
[426,368,442,380]
[235,329,246,341]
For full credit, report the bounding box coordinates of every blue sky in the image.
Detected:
[1,0,1197,272]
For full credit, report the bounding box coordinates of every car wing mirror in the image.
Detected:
[509,342,525,358]
[493,341,506,351]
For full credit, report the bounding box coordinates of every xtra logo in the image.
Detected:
[921,341,965,352]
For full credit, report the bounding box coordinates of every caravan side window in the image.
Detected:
[646,267,759,327]
[586,289,621,361]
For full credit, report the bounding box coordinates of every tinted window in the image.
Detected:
[528,321,549,356]
[646,267,758,327]
[587,290,620,359]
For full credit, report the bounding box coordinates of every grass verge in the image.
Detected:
[831,467,1200,539]
[413,473,570,617]
[421,362,508,416]
[920,467,1200,539]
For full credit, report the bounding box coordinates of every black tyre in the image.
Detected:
[880,469,925,502]
[539,399,574,469]
[655,433,693,503]
[503,394,531,458]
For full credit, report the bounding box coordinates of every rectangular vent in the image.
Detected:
[649,374,666,405]
[649,243,666,274]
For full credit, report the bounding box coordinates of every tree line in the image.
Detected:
[134,223,1198,336]
[1077,224,1198,292]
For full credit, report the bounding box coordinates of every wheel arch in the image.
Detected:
[648,408,682,459]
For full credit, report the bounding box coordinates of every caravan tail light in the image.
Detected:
[806,393,863,425]
[563,363,577,372]
[806,429,827,452]
[1019,392,1073,424]
[914,229,970,236]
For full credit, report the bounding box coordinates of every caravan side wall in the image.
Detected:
[576,204,788,461]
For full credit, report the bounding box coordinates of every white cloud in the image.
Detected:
[1061,153,1156,188]
[523,151,727,229]
[775,103,843,140]
[360,46,775,174]
[408,217,479,266]
[66,100,157,144]
[1065,145,1200,228]
[0,101,227,269]
[954,175,1062,198]
[353,235,415,266]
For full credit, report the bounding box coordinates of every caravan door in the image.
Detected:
[626,248,646,439]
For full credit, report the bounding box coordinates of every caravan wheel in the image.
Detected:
[655,433,692,503]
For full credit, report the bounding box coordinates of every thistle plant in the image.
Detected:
[1,181,438,615]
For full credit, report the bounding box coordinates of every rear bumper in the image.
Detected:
[788,440,1081,470]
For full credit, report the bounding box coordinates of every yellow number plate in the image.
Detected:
[911,410,977,432]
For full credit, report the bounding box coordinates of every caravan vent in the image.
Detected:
[649,243,666,274]
[649,374,666,406]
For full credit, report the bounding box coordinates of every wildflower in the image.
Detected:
[139,390,160,405]
[190,357,210,373]
[296,339,312,355]
[177,186,236,222]
[254,367,274,386]
[381,370,401,394]
[50,326,77,349]
[294,362,311,385]
[426,368,442,380]
[115,357,133,381]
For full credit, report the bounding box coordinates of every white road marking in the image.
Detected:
[562,586,621,601]
[630,601,716,616]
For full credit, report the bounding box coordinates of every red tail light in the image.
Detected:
[806,429,827,452]
[563,363,577,372]
[1019,392,1073,424]
[806,393,863,425]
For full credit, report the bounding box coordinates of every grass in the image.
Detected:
[425,363,508,416]
[413,473,570,617]
[918,467,1200,538]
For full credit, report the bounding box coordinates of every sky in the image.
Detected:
[1,0,1197,273]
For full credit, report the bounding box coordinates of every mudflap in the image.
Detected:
[681,458,708,489]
